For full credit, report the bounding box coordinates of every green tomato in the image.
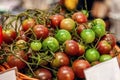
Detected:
[85,48,100,62]
[42,37,59,52]
[99,54,112,62]
[80,29,95,43]
[93,18,106,27]
[30,41,42,51]
[55,29,71,44]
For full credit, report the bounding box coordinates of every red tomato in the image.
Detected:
[57,66,75,80]
[77,44,85,56]
[33,25,49,39]
[34,68,52,80]
[64,40,79,56]
[22,18,35,31]
[0,26,3,45]
[72,59,91,78]
[7,50,28,70]
[72,12,87,23]
[77,24,86,34]
[2,28,17,44]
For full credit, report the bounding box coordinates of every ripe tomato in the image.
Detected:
[77,44,85,56]
[80,29,95,43]
[85,48,100,62]
[42,37,59,52]
[2,28,17,44]
[93,18,106,27]
[55,29,71,44]
[50,14,64,28]
[72,59,91,78]
[30,41,42,51]
[22,18,35,31]
[0,26,3,45]
[99,54,112,62]
[64,40,79,56]
[16,39,27,49]
[97,40,112,54]
[60,18,76,31]
[33,25,49,39]
[34,68,52,80]
[72,12,87,23]
[57,66,75,80]
[51,52,69,67]
[77,24,86,34]
[7,50,28,70]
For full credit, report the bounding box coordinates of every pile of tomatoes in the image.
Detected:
[0,3,117,80]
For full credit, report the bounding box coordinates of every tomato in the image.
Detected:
[60,18,76,31]
[0,26,3,45]
[7,50,28,70]
[22,18,35,31]
[72,59,91,78]
[2,28,17,44]
[77,44,85,56]
[93,18,106,27]
[77,24,86,34]
[16,39,27,49]
[34,68,52,80]
[55,29,71,44]
[50,14,64,28]
[102,33,116,47]
[97,40,112,54]
[85,48,100,62]
[51,52,69,67]
[91,61,100,66]
[33,25,49,39]
[17,30,29,41]
[30,41,42,51]
[57,66,75,80]
[81,10,89,17]
[72,12,87,23]
[42,37,59,52]
[99,54,112,62]
[80,29,95,43]
[92,24,106,37]
[64,40,79,56]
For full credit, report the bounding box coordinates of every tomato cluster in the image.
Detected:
[0,3,117,80]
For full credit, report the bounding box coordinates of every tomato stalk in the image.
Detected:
[0,25,3,45]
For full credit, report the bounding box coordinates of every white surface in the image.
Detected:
[84,57,120,80]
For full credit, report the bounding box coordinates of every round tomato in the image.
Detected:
[34,68,52,80]
[30,41,42,51]
[80,29,95,43]
[42,37,59,52]
[60,18,76,31]
[93,18,106,27]
[99,54,112,62]
[77,24,86,34]
[72,59,91,78]
[33,25,49,39]
[77,44,85,56]
[85,48,100,62]
[16,39,27,49]
[55,29,71,44]
[57,66,75,80]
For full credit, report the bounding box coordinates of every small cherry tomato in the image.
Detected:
[99,54,112,62]
[30,41,42,51]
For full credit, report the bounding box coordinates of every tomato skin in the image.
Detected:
[93,18,106,27]
[2,28,17,44]
[0,26,3,45]
[22,18,35,31]
[80,29,95,43]
[72,60,91,78]
[50,14,64,28]
[7,50,28,70]
[85,48,100,62]
[57,66,75,80]
[99,54,112,62]
[34,68,52,80]
[30,41,42,51]
[51,52,69,67]
[42,37,59,52]
[64,40,79,56]
[17,30,29,41]
[72,12,87,23]
[77,44,85,56]
[97,40,112,54]
[16,39,27,49]
[77,24,86,34]
[33,25,49,39]
[60,18,76,31]
[55,29,71,44]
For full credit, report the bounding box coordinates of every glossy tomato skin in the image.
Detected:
[77,44,85,56]
[64,40,79,56]
[97,40,112,54]
[30,41,42,51]
[34,68,52,80]
[2,28,17,44]
[33,25,49,39]
[7,50,28,70]
[72,60,91,78]
[22,18,35,31]
[72,12,87,23]
[99,54,112,62]
[57,66,75,80]
[51,52,69,67]
[16,39,27,49]
[77,24,86,34]
[50,14,64,28]
[60,18,76,31]
[93,18,106,27]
